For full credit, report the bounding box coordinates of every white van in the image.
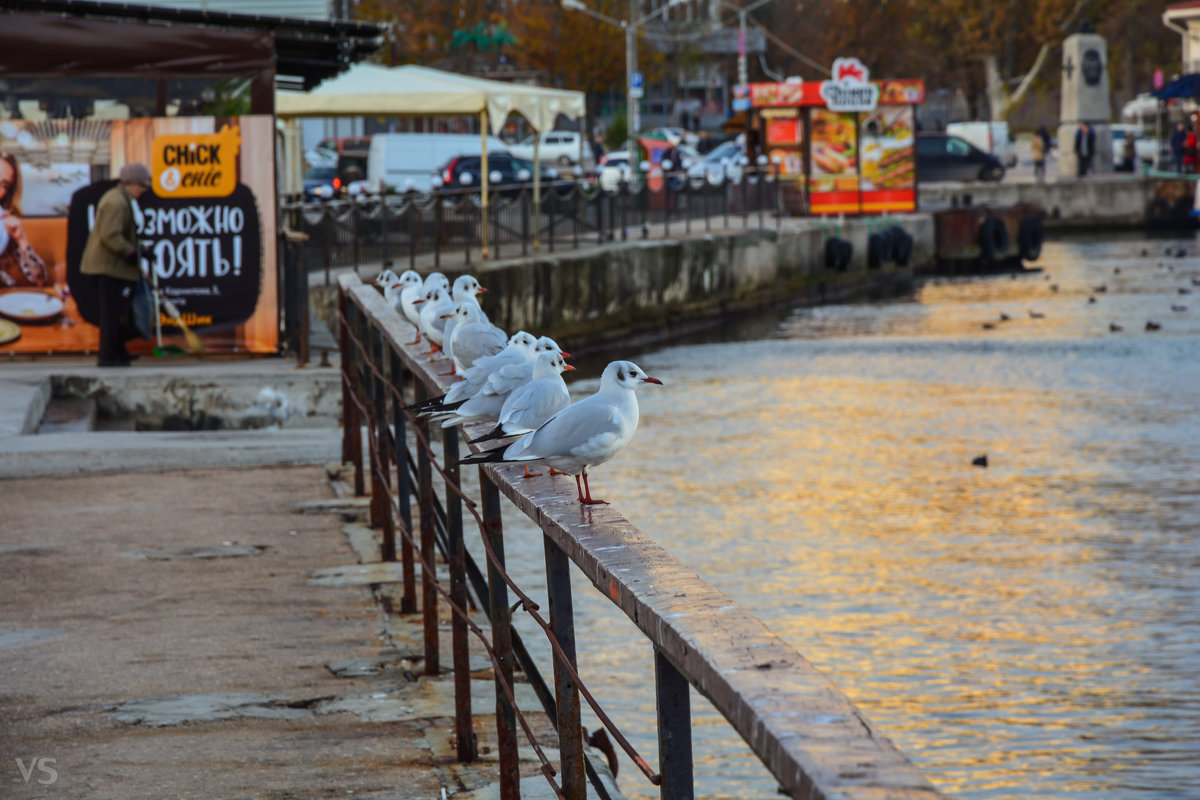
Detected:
[367,133,509,194]
[945,121,1017,167]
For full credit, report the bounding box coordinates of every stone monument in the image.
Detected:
[1058,23,1111,178]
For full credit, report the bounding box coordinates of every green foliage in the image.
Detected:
[606,111,628,152]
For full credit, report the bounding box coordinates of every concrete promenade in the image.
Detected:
[0,358,575,799]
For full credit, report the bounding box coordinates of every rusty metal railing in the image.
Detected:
[337,272,949,800]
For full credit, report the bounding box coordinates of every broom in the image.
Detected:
[159,296,205,356]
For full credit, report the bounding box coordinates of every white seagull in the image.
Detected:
[437,336,573,427]
[417,286,455,356]
[461,360,662,504]
[472,349,575,457]
[447,301,507,373]
[408,331,539,415]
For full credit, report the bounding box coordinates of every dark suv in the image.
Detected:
[916,133,1005,182]
[433,153,572,199]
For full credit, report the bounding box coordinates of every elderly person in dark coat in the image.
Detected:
[81,162,151,367]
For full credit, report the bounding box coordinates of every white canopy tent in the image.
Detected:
[276,63,586,255]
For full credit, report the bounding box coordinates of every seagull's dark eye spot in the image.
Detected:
[617,368,626,381]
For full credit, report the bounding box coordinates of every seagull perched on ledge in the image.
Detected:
[461,360,662,505]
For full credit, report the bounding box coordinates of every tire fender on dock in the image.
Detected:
[979,215,1010,261]
[1017,216,1044,261]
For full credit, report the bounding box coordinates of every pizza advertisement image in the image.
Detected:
[808,109,860,214]
[860,105,916,212]
[0,115,278,356]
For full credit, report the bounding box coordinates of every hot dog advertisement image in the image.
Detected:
[860,105,915,190]
[809,109,859,194]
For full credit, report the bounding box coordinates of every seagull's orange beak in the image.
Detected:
[642,377,663,385]
[441,312,455,319]
[559,350,572,360]
[476,286,488,294]
[563,364,576,371]
[413,299,424,305]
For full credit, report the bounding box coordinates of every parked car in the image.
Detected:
[507,131,590,167]
[686,140,745,185]
[368,133,509,194]
[302,150,369,200]
[302,164,338,200]
[597,150,635,191]
[433,152,533,199]
[945,121,1017,167]
[1110,124,1159,169]
[916,133,1005,182]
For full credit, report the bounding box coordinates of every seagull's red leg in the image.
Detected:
[522,464,542,479]
[438,366,457,376]
[408,329,421,345]
[578,469,608,505]
[574,474,586,502]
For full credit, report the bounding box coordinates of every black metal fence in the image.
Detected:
[283,164,783,278]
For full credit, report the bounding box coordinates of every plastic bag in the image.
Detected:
[129,277,154,341]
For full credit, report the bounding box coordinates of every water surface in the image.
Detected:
[496,233,1200,799]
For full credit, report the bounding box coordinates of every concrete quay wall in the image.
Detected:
[918,174,1192,228]
[315,215,935,350]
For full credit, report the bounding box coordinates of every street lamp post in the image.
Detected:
[562,0,685,143]
[712,0,775,87]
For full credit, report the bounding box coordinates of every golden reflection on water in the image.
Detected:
[501,237,1200,799]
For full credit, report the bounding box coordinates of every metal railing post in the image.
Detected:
[417,405,439,675]
[545,536,585,800]
[389,350,417,613]
[481,470,519,799]
[443,427,476,763]
[338,289,355,468]
[655,649,694,800]
[352,201,361,276]
[373,329,395,562]
[344,301,365,497]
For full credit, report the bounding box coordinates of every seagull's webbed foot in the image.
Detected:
[548,468,571,476]
[575,471,608,505]
[521,465,543,479]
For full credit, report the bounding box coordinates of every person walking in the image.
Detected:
[1170,121,1187,173]
[1031,126,1047,182]
[81,162,151,367]
[1186,124,1199,174]
[1074,121,1095,178]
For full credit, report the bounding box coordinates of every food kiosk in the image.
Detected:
[746,58,924,215]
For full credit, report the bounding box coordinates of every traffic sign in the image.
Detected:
[630,71,644,99]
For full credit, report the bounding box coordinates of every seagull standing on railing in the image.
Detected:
[472,348,574,443]
[462,360,662,504]
[417,286,455,357]
[408,331,540,415]
[395,270,424,343]
[435,336,573,428]
[448,301,507,373]
[442,275,492,373]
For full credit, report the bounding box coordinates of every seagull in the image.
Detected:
[388,270,425,342]
[373,268,400,290]
[408,331,539,414]
[448,301,507,373]
[441,275,489,371]
[473,350,575,445]
[461,360,663,505]
[417,286,455,356]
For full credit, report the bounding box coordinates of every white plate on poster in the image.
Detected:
[0,291,64,323]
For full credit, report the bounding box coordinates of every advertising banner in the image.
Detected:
[0,115,277,356]
[808,109,860,214]
[860,105,916,213]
